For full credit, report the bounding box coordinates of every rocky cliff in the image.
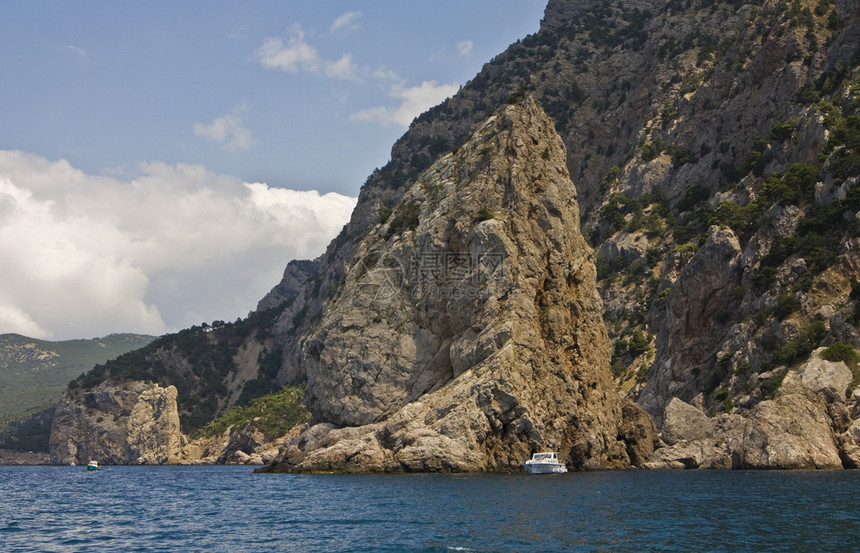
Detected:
[259,0,860,470]
[47,0,860,470]
[51,381,184,465]
[262,98,655,473]
[50,379,292,465]
[46,309,300,465]
[0,332,155,452]
[649,347,860,468]
[255,259,319,313]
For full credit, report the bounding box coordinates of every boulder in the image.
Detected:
[782,348,853,401]
[733,387,843,469]
[660,398,714,446]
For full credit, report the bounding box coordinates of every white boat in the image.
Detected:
[86,460,101,471]
[523,452,567,474]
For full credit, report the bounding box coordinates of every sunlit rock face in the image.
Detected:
[264,98,655,473]
[50,382,183,465]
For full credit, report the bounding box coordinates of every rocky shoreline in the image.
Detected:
[647,348,860,470]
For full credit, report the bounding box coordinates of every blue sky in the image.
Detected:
[0,1,546,340]
[1,1,545,195]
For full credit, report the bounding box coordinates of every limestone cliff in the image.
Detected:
[50,381,184,465]
[263,98,655,473]
[46,0,860,470]
[255,259,319,313]
[649,348,859,469]
[260,0,859,438]
[49,379,292,465]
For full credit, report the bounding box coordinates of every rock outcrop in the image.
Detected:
[0,449,50,465]
[43,0,860,471]
[50,381,185,465]
[263,98,656,473]
[639,226,744,424]
[255,259,320,312]
[648,348,858,469]
[49,379,291,465]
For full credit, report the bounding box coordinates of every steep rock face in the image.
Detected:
[735,386,843,469]
[265,98,654,473]
[50,382,184,465]
[640,227,744,422]
[258,0,860,436]
[649,349,858,469]
[126,385,184,465]
[255,259,319,313]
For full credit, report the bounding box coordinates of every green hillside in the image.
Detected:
[0,333,156,430]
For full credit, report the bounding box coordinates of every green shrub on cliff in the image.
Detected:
[196,385,309,440]
[821,342,860,396]
[385,202,421,238]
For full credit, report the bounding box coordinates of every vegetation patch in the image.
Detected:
[70,305,288,433]
[474,206,494,222]
[821,342,860,396]
[768,321,828,370]
[385,202,421,239]
[196,385,309,441]
[760,368,788,399]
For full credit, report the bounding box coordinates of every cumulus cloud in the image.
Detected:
[456,41,473,56]
[255,26,359,81]
[331,11,361,33]
[0,150,356,340]
[350,80,459,127]
[194,113,255,152]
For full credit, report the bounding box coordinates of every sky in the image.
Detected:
[0,1,546,341]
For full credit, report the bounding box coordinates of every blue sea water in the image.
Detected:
[0,466,858,552]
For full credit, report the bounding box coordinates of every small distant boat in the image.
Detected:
[524,452,567,475]
[86,461,101,471]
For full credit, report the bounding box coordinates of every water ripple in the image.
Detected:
[1,466,859,552]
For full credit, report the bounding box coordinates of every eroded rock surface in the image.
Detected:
[50,382,184,465]
[264,98,654,473]
[648,349,859,470]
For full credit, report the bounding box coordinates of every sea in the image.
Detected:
[1,466,858,552]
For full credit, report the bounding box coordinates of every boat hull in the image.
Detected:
[524,462,567,475]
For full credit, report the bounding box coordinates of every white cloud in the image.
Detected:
[326,53,359,81]
[350,80,459,127]
[194,113,255,152]
[67,44,87,61]
[372,67,400,82]
[0,150,356,340]
[456,41,473,56]
[331,11,361,33]
[256,28,320,74]
[255,26,359,81]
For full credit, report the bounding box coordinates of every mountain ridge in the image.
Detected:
[0,332,156,451]
[43,0,860,470]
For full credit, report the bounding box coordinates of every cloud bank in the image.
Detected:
[0,150,356,340]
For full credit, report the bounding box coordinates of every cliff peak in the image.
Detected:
[264,97,655,472]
